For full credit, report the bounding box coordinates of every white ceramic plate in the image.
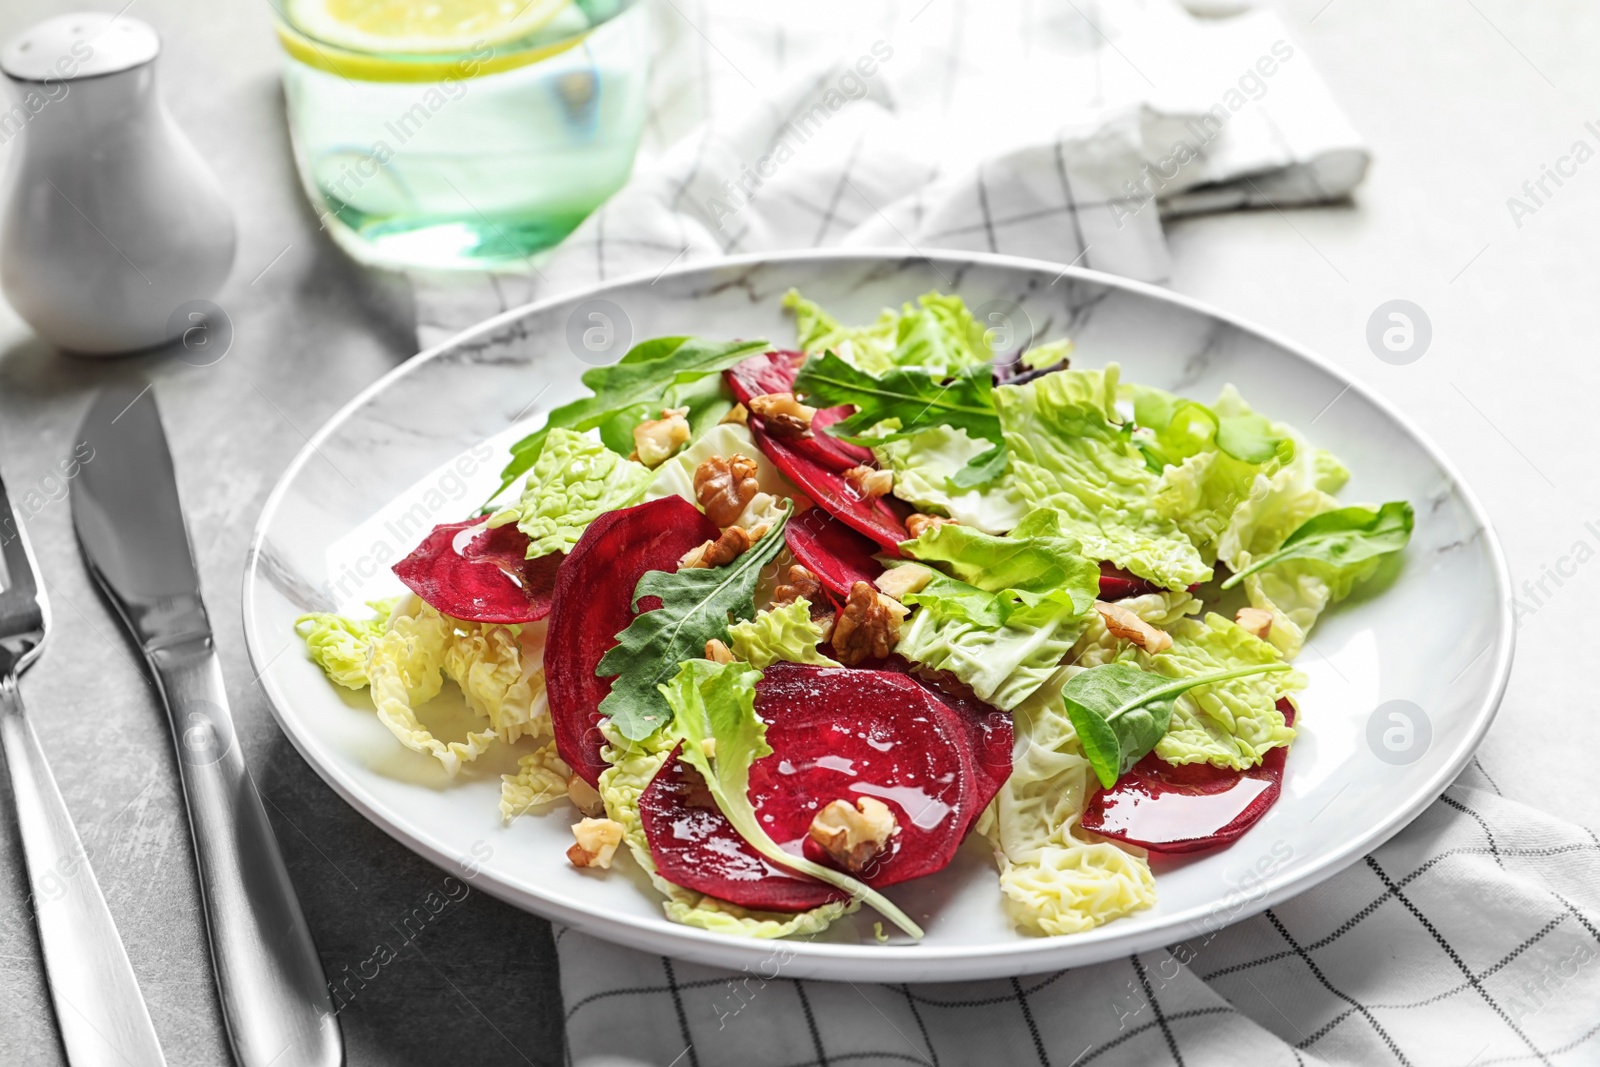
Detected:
[243,250,1512,982]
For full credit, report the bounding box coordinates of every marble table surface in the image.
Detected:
[0,1,1593,1064]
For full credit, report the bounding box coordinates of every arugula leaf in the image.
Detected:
[597,508,790,740]
[662,658,924,938]
[1220,501,1414,590]
[1062,661,1294,788]
[496,336,769,497]
[947,442,1008,489]
[792,351,1002,447]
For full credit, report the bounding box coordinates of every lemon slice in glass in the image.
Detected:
[285,0,575,55]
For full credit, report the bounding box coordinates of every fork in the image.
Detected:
[0,472,167,1067]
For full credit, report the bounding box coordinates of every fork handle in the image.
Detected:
[0,675,168,1067]
[146,639,342,1067]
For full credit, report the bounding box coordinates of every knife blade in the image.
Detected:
[72,382,342,1067]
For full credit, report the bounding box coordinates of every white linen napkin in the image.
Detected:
[411,0,1368,348]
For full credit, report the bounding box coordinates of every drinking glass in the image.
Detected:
[273,0,651,269]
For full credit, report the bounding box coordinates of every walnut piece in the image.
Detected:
[680,525,755,569]
[567,817,624,869]
[631,407,691,469]
[566,775,606,819]
[904,513,958,539]
[1235,607,1274,642]
[1094,600,1174,654]
[694,453,761,527]
[808,797,898,874]
[747,392,816,438]
[704,638,735,664]
[832,581,907,666]
[843,465,894,500]
[720,402,749,425]
[773,564,825,608]
[874,562,934,601]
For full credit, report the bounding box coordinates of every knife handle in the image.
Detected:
[0,675,168,1067]
[146,639,342,1067]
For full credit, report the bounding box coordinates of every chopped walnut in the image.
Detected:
[704,638,735,664]
[808,797,898,874]
[1094,600,1174,654]
[694,453,761,527]
[566,817,624,869]
[905,513,958,540]
[631,407,691,469]
[773,564,825,608]
[566,775,606,819]
[719,402,749,425]
[747,392,816,438]
[680,525,755,569]
[874,563,934,601]
[843,465,894,501]
[1235,607,1274,642]
[832,581,907,666]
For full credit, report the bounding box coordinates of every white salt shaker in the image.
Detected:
[0,14,236,356]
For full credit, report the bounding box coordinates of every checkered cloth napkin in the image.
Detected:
[412,0,1368,348]
[405,3,1600,1064]
[563,771,1600,1067]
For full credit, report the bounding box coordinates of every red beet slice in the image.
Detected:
[805,407,877,471]
[784,507,884,599]
[908,672,1013,819]
[640,747,848,912]
[392,520,562,624]
[640,664,976,910]
[858,655,1013,821]
[724,351,874,472]
[725,349,806,403]
[1097,562,1202,599]
[1081,698,1296,854]
[751,420,910,553]
[545,497,718,785]
[1098,562,1164,600]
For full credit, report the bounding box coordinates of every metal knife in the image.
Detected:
[70,382,342,1067]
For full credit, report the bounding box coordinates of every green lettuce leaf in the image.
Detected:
[363,600,548,775]
[497,336,769,496]
[872,425,1028,534]
[899,508,1100,612]
[981,666,1157,935]
[1146,613,1305,770]
[1129,384,1294,469]
[662,658,922,937]
[644,423,794,531]
[1151,449,1270,563]
[597,509,790,741]
[897,582,1092,710]
[293,597,397,689]
[1216,442,1366,657]
[727,598,839,668]
[782,289,993,375]
[492,428,653,558]
[996,365,1211,589]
